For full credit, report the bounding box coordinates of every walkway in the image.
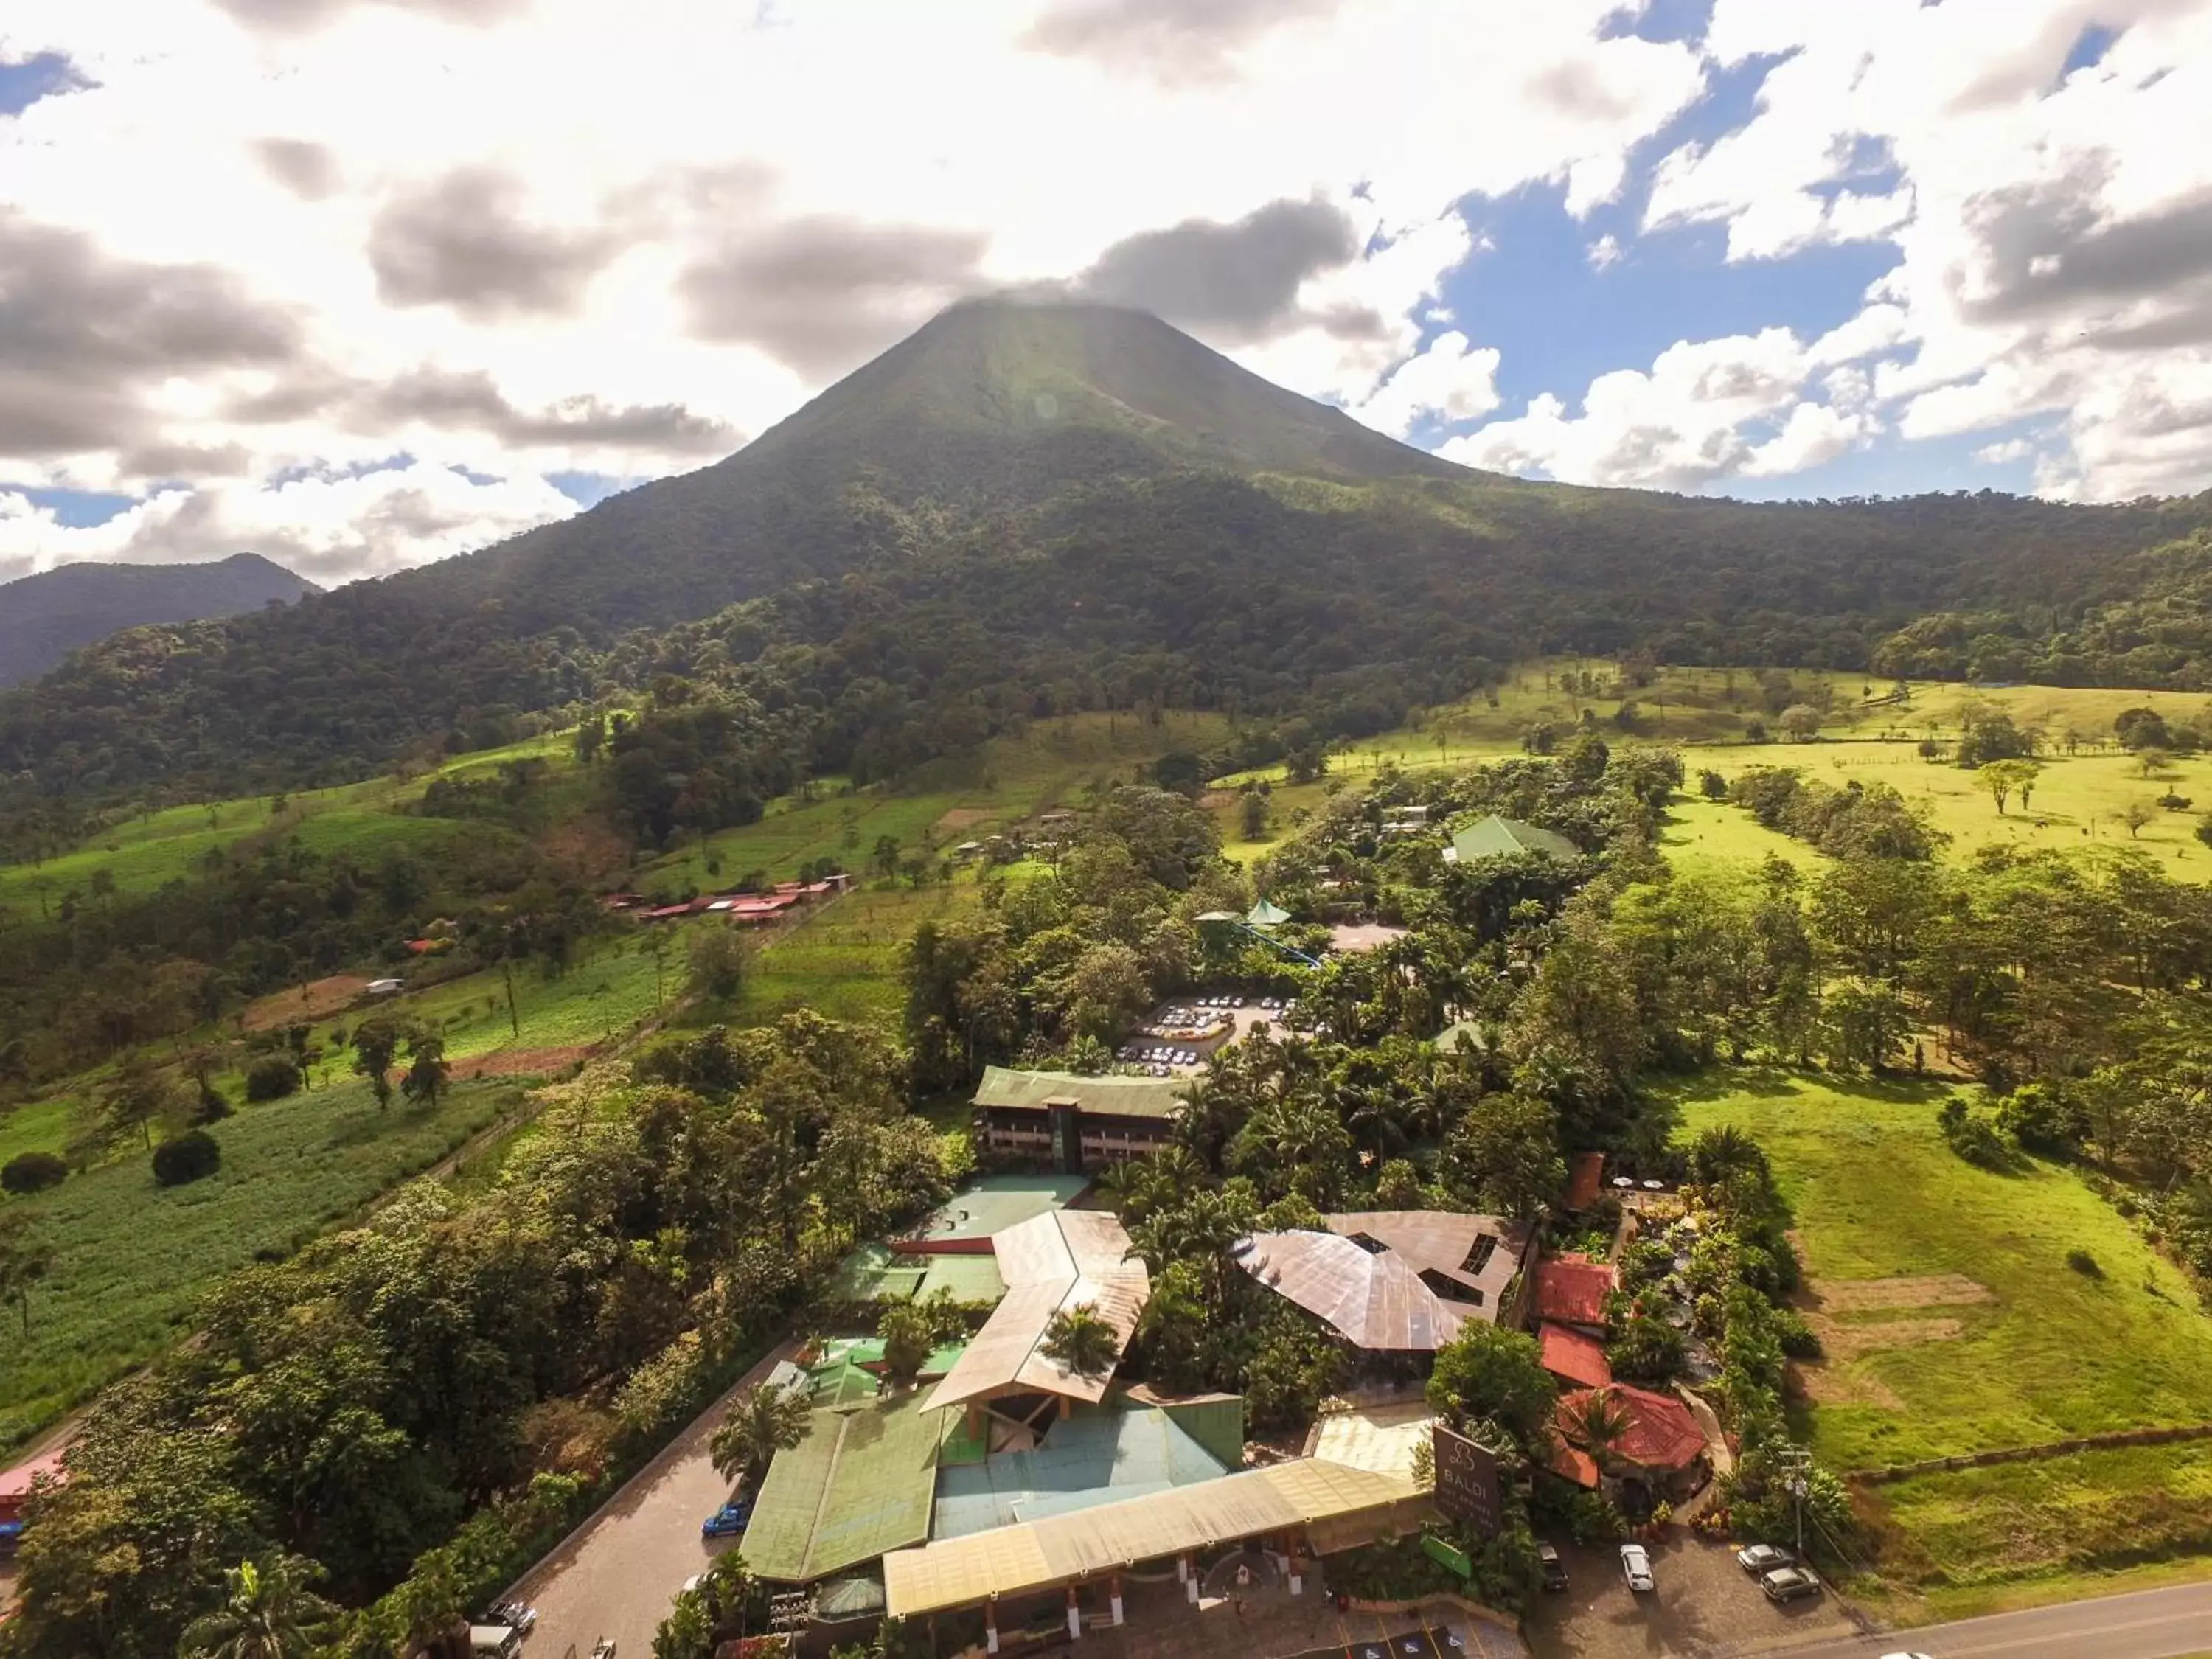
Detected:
[1772,1576,2212,1659]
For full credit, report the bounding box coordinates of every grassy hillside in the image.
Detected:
[1672,1072,2212,1619]
[0,1075,519,1448]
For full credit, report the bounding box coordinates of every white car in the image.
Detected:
[1620,1543,1655,1592]
[1877,1654,1933,1659]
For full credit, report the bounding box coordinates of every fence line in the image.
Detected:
[1848,1420,2212,1485]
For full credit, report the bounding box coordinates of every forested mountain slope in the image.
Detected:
[2,297,2210,805]
[0,552,316,686]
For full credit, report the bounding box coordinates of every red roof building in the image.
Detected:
[1538,1321,1613,1391]
[1533,1254,1616,1327]
[1549,1385,1708,1488]
[1565,1151,1605,1212]
[0,1446,68,1524]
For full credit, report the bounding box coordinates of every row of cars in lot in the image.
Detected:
[1576,1539,1823,1603]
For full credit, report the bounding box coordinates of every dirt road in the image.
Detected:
[505,1339,800,1659]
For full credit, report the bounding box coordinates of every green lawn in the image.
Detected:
[1657,795,1826,878]
[1673,1072,2212,1472]
[397,931,669,1060]
[0,1074,520,1449]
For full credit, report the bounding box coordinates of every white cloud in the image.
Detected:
[1587,232,1624,271]
[1975,437,2036,464]
[1641,0,2212,499]
[1350,330,1503,437]
[1443,326,1874,490]
[0,465,576,585]
[0,0,1711,580]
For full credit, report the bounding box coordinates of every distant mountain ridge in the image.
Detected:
[0,553,318,686]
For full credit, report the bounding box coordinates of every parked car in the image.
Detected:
[1538,1543,1568,1592]
[703,1498,753,1539]
[469,1626,523,1659]
[481,1601,535,1635]
[1760,1566,1823,1603]
[1619,1543,1655,1592]
[1736,1543,1794,1574]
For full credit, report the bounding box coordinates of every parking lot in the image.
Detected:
[1523,1534,1860,1659]
[1121,995,1295,1075]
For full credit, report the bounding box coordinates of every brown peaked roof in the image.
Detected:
[1554,1384,1707,1478]
[1234,1211,1529,1352]
[1539,1321,1613,1390]
[923,1211,1150,1411]
[1534,1254,1615,1326]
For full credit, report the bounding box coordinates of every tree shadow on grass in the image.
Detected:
[1661,1064,1955,1113]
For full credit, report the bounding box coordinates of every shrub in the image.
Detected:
[243,1053,302,1102]
[152,1129,222,1186]
[2066,1248,2103,1279]
[190,1082,233,1125]
[1,1150,68,1194]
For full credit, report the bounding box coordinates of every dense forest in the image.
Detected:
[6,299,2212,816]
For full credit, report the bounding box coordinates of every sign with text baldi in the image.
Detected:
[1430,1425,1503,1536]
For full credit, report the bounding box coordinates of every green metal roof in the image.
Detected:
[897,1174,1094,1243]
[972,1068,1187,1122]
[1450,814,1582,863]
[743,1394,956,1583]
[1248,898,1292,927]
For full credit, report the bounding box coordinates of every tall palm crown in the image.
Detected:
[1041,1304,1120,1379]
[710,1380,812,1486]
[178,1557,335,1659]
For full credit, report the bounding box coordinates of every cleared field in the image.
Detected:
[1672,1072,2212,1470]
[1657,794,1826,878]
[1860,1441,2212,1620]
[732,884,987,1028]
[0,1074,519,1450]
[646,711,1234,893]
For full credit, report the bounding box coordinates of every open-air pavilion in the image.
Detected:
[882,1457,1434,1649]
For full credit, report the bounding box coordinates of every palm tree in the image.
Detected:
[709,1380,812,1488]
[1559,1388,1632,1485]
[178,1557,335,1659]
[1042,1304,1121,1380]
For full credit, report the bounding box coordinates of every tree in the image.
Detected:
[877,1300,936,1388]
[1697,768,1728,799]
[400,1032,451,1107]
[100,1051,180,1149]
[1778,704,1822,742]
[1042,1304,1121,1380]
[1439,1092,1565,1218]
[153,1129,223,1187]
[352,1016,400,1109]
[2122,800,2157,838]
[1239,790,1268,841]
[243,1051,302,1102]
[1979,759,2040,815]
[709,1382,811,1489]
[1427,1324,1557,1455]
[1558,1388,1632,1482]
[178,1556,336,1659]
[0,1209,56,1337]
[1,1150,66,1194]
[688,928,750,1003]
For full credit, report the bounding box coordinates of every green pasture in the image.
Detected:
[1859,1440,2212,1620]
[731,884,988,1029]
[1674,1071,2212,1472]
[397,931,669,1061]
[0,1074,519,1450]
[646,711,1235,894]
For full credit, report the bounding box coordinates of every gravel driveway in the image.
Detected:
[507,1340,801,1659]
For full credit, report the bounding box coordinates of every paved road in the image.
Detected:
[1773,1579,2212,1659]
[506,1339,799,1659]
